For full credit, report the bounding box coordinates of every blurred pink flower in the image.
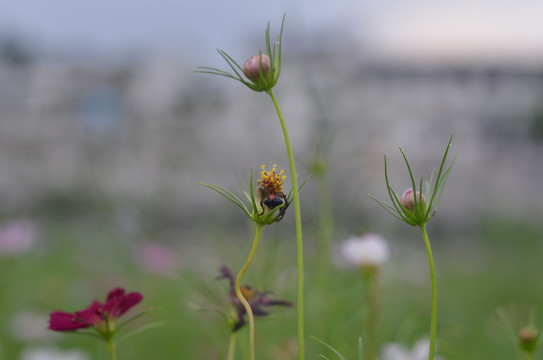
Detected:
[136,242,179,276]
[0,220,38,256]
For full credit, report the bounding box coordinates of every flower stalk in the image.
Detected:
[106,337,117,360]
[363,268,379,360]
[267,88,305,359]
[227,331,237,360]
[371,136,454,360]
[421,224,437,360]
[234,224,264,360]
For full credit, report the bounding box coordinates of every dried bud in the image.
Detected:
[401,189,427,212]
[519,325,540,354]
[243,54,271,84]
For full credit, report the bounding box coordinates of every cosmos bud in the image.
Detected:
[401,188,427,212]
[519,325,540,354]
[243,54,271,84]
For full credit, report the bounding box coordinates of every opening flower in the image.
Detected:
[48,287,143,338]
[218,266,292,332]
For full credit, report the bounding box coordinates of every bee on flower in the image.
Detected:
[257,164,289,221]
[201,163,306,226]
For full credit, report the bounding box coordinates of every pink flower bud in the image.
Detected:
[243,54,271,83]
[401,189,427,212]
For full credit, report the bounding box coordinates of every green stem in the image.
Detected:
[227,331,237,360]
[526,353,535,360]
[420,224,437,360]
[267,89,305,360]
[235,223,264,360]
[106,338,117,360]
[363,269,379,360]
[316,170,333,291]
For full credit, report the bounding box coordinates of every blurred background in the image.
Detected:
[0,0,542,359]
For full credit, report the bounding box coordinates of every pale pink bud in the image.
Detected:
[401,189,427,212]
[243,54,271,83]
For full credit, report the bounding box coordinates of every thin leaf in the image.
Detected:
[117,308,154,331]
[199,183,251,217]
[116,321,166,344]
[311,336,347,360]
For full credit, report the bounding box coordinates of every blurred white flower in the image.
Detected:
[11,311,59,342]
[20,347,90,360]
[340,234,389,268]
[135,242,179,276]
[0,220,38,256]
[381,338,444,360]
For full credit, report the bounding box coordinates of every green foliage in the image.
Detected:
[0,215,541,359]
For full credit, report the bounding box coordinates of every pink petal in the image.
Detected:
[103,290,143,318]
[106,287,125,300]
[48,311,89,331]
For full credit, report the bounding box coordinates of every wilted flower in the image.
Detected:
[20,347,90,360]
[0,220,38,256]
[48,287,143,338]
[256,164,289,222]
[218,266,292,331]
[381,338,444,360]
[340,234,389,270]
[201,163,302,226]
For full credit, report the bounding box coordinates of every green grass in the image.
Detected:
[0,210,541,359]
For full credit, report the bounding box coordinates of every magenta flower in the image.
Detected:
[49,288,143,334]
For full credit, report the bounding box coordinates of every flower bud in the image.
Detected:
[243,54,271,83]
[401,189,427,212]
[519,325,540,353]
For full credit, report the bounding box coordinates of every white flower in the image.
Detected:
[20,348,90,360]
[340,234,389,268]
[381,338,444,360]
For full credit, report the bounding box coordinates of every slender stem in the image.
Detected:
[227,331,237,360]
[235,223,264,360]
[363,269,379,360]
[420,224,437,360]
[316,170,334,291]
[526,353,535,360]
[106,338,117,360]
[267,89,305,360]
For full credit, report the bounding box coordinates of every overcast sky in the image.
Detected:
[1,0,543,64]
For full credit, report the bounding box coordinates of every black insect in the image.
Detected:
[258,190,290,222]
